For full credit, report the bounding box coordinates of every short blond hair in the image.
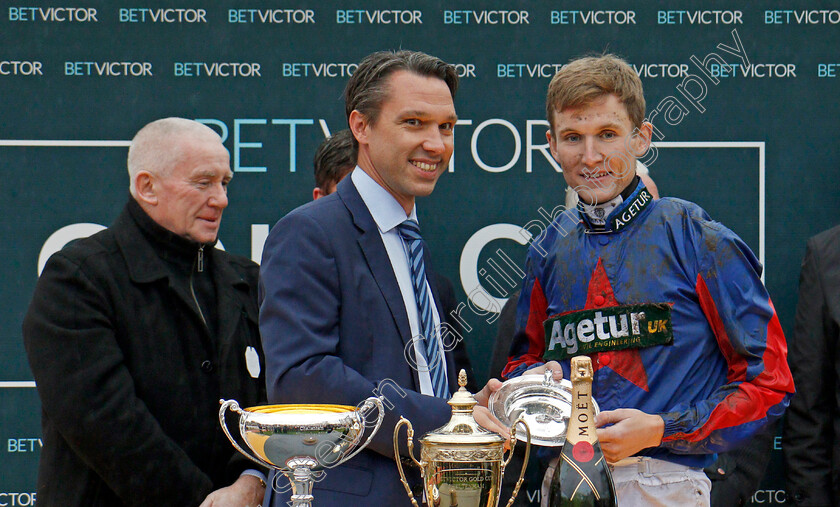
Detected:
[546,54,645,131]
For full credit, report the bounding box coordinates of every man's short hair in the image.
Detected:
[343,50,459,130]
[546,54,646,131]
[127,117,221,195]
[314,129,357,192]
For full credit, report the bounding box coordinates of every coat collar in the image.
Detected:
[113,198,246,286]
[579,178,655,234]
[113,198,195,284]
[111,199,254,341]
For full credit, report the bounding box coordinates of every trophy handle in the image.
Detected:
[393,417,422,507]
[327,396,385,468]
[219,399,277,471]
[501,416,532,507]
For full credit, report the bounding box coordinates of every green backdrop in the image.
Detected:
[3,1,838,505]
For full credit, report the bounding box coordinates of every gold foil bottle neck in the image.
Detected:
[566,356,597,446]
[570,356,594,383]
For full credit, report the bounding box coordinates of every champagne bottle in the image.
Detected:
[548,356,617,506]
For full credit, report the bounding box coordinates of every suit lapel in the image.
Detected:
[337,178,415,360]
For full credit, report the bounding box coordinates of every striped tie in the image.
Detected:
[397,219,449,398]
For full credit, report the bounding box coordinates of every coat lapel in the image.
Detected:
[113,202,249,349]
[211,253,254,348]
[115,206,201,318]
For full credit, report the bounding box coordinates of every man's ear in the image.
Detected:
[546,129,559,161]
[134,171,158,205]
[629,122,653,158]
[348,110,369,146]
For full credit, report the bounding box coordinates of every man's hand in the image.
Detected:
[523,361,564,382]
[199,474,266,507]
[473,405,510,440]
[595,408,664,463]
[473,378,503,408]
[472,379,510,438]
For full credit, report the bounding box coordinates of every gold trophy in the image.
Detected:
[394,370,531,507]
[219,397,384,507]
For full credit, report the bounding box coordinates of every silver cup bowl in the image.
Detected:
[220,398,384,507]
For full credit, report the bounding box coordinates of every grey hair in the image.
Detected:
[127,118,221,196]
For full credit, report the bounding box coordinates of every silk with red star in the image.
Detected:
[584,258,650,392]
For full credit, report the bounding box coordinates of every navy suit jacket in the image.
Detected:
[259,176,473,505]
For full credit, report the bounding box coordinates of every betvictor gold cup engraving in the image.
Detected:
[394,370,531,507]
[220,397,384,507]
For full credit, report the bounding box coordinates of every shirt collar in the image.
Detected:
[578,177,653,233]
[579,193,624,227]
[351,167,418,234]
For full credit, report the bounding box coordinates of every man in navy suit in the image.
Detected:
[259,50,505,505]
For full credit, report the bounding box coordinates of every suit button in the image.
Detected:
[201,360,214,373]
[601,354,611,366]
[594,295,605,306]
[599,237,609,245]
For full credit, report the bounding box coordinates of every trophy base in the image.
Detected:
[287,459,318,507]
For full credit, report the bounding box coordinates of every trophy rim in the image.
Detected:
[244,403,358,414]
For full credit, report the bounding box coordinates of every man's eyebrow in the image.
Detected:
[400,110,427,118]
[400,110,459,122]
[597,121,625,131]
[557,121,626,135]
[191,170,227,179]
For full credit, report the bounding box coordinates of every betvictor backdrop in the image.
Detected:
[2,1,838,505]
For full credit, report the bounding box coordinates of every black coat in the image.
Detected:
[784,224,840,506]
[22,200,266,507]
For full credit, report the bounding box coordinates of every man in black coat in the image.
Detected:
[784,224,840,506]
[23,117,267,507]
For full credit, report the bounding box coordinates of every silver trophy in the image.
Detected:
[219,398,384,507]
[488,370,600,447]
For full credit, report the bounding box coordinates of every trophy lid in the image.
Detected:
[420,370,506,446]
